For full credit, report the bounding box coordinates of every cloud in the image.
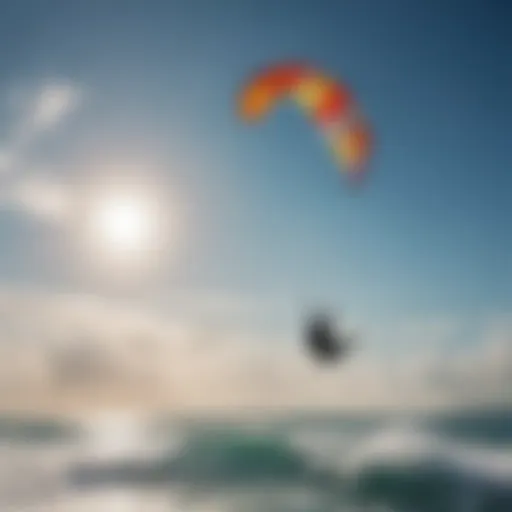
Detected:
[423,316,512,408]
[3,173,71,221]
[9,79,84,150]
[27,81,83,135]
[0,79,84,221]
[0,286,509,416]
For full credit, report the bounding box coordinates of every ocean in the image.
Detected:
[0,409,511,511]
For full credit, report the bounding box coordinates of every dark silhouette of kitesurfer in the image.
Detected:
[305,313,351,363]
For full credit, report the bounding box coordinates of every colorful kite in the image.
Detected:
[238,61,373,183]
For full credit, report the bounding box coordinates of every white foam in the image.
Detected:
[329,423,512,488]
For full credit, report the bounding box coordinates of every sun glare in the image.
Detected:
[84,187,169,279]
[96,195,152,252]
[75,163,179,284]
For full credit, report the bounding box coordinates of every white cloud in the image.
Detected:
[425,317,512,408]
[25,80,83,136]
[0,287,509,416]
[0,78,84,229]
[0,170,73,227]
[0,78,84,182]
[6,173,71,221]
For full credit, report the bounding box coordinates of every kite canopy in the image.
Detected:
[238,61,373,182]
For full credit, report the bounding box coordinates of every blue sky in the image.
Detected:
[0,0,509,392]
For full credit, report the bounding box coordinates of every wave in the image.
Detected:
[68,420,512,512]
[3,413,511,511]
[68,429,315,487]
[344,425,512,511]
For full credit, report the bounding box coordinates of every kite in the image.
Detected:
[238,61,373,183]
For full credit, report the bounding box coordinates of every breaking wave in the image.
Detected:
[1,412,512,511]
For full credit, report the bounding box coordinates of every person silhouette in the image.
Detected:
[306,313,342,362]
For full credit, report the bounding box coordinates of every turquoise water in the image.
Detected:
[0,409,511,511]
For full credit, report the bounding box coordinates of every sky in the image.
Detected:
[0,0,509,415]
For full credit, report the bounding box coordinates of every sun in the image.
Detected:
[95,194,153,253]
[84,188,169,278]
[74,163,180,284]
